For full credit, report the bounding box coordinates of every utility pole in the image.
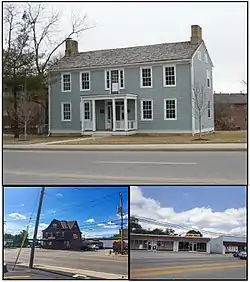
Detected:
[119,192,124,252]
[29,187,45,268]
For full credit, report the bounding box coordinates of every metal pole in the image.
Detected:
[29,187,45,268]
[120,192,124,252]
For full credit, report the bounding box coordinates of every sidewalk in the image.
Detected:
[3,143,247,152]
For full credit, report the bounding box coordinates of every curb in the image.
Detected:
[3,146,247,152]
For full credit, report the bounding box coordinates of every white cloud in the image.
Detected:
[86,218,95,223]
[97,223,105,227]
[9,213,27,220]
[4,221,49,239]
[56,193,63,197]
[83,229,120,238]
[117,213,128,219]
[130,186,246,237]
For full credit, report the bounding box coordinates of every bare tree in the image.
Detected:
[21,2,95,130]
[3,3,35,138]
[214,103,233,130]
[192,84,209,138]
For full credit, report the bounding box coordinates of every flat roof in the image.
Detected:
[131,233,210,242]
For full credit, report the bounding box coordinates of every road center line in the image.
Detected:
[131,263,245,277]
[93,161,197,165]
[132,261,244,272]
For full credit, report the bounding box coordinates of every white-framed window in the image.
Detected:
[164,98,177,120]
[119,69,124,89]
[163,65,176,87]
[204,53,208,63]
[206,69,211,88]
[61,73,71,92]
[140,67,152,88]
[198,51,201,60]
[208,100,211,118]
[84,101,91,120]
[80,71,91,91]
[61,102,71,121]
[141,99,153,121]
[53,224,57,228]
[105,69,124,90]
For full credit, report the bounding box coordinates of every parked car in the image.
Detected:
[239,251,247,260]
[4,263,8,274]
[233,251,241,257]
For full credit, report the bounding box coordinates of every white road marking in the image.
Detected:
[93,161,197,165]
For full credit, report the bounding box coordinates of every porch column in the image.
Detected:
[112,98,116,131]
[92,99,96,131]
[81,98,84,133]
[134,98,138,130]
[124,98,128,131]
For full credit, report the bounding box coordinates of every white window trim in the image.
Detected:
[61,72,71,92]
[164,98,177,121]
[119,69,125,89]
[163,65,176,87]
[105,69,125,90]
[204,53,208,63]
[198,51,201,61]
[79,71,91,91]
[140,66,153,88]
[61,102,72,122]
[206,69,211,88]
[83,101,91,121]
[104,70,110,90]
[140,99,153,121]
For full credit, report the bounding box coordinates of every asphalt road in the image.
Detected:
[3,150,247,184]
[4,248,128,277]
[130,251,247,279]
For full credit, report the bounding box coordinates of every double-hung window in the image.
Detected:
[61,102,71,121]
[141,99,153,121]
[206,69,211,88]
[163,65,176,87]
[80,71,91,91]
[208,100,211,118]
[164,99,177,120]
[140,67,152,88]
[61,73,71,92]
[105,69,124,90]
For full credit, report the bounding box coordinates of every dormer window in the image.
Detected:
[198,51,201,61]
[53,224,57,228]
[204,53,208,63]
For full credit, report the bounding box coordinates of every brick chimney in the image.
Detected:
[65,38,78,57]
[190,25,202,44]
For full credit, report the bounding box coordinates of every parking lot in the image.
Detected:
[130,251,247,279]
[4,248,128,279]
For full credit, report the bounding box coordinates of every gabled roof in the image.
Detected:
[50,41,200,71]
[214,93,247,104]
[43,219,79,231]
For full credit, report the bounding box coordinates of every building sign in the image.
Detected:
[73,234,78,239]
[186,233,202,237]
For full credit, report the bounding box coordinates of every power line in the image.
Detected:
[44,190,120,216]
[133,215,245,238]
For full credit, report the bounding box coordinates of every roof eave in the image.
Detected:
[48,58,192,73]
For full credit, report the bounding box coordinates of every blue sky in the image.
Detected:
[131,186,246,237]
[4,186,128,238]
[140,186,246,212]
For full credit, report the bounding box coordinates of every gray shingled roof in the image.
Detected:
[214,94,247,104]
[50,41,200,71]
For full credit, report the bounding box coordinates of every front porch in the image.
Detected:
[80,94,138,135]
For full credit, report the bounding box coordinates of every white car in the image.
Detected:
[239,251,247,259]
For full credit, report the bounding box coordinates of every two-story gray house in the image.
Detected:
[48,25,214,135]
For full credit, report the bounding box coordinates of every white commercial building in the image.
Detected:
[210,235,247,254]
